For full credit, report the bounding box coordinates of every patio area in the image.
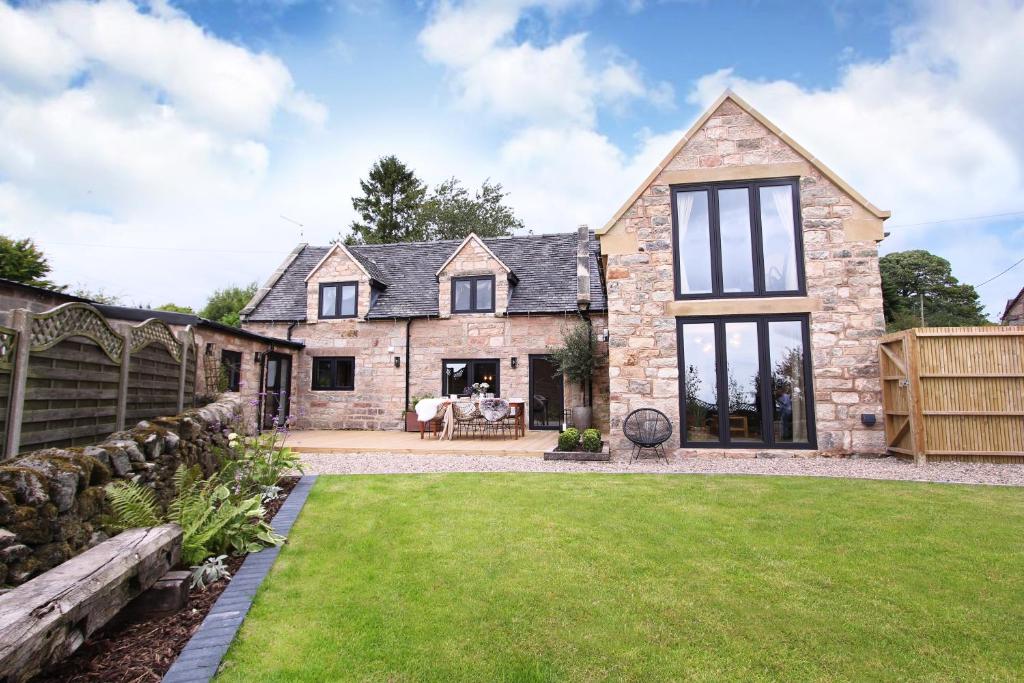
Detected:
[285,429,558,457]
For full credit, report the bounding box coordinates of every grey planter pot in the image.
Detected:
[572,406,593,430]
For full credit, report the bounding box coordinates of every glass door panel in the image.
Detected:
[680,322,720,442]
[529,356,564,430]
[768,320,810,444]
[723,322,764,444]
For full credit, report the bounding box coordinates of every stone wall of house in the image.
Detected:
[1003,290,1024,325]
[0,396,239,587]
[603,98,886,456]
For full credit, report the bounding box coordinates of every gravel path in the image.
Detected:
[299,452,1024,487]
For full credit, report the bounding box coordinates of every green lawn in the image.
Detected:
[218,474,1024,682]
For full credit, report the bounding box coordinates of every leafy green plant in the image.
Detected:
[220,431,303,499]
[558,427,580,452]
[581,429,602,453]
[105,481,161,531]
[105,465,285,581]
[192,555,231,590]
[549,320,597,402]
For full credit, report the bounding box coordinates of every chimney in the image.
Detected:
[576,224,591,311]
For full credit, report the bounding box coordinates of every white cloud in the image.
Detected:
[418,0,673,126]
[681,0,1024,317]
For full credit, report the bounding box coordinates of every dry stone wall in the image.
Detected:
[0,396,239,587]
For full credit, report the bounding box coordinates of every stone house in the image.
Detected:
[243,90,889,457]
[598,91,888,456]
[241,229,609,433]
[1001,287,1024,325]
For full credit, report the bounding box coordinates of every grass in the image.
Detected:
[218,474,1024,682]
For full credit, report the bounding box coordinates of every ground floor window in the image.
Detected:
[220,349,242,392]
[677,315,814,448]
[312,356,355,391]
[442,359,500,397]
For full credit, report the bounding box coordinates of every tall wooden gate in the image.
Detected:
[879,326,1024,463]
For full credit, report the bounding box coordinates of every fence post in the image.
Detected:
[176,328,190,414]
[904,329,927,465]
[5,310,31,459]
[115,326,131,432]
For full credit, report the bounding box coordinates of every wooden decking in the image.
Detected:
[285,429,558,457]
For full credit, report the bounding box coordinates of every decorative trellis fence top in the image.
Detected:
[1,302,198,459]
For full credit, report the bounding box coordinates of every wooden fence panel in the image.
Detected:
[880,326,1024,463]
[126,343,182,422]
[2,305,201,459]
[20,338,121,450]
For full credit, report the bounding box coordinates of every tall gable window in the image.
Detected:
[672,178,804,298]
[452,275,495,313]
[319,282,358,319]
[312,357,355,391]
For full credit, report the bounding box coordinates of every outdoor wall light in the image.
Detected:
[861,413,877,427]
[510,357,518,369]
[394,356,401,368]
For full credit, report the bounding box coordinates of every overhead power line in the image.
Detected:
[888,210,1024,229]
[975,255,1024,288]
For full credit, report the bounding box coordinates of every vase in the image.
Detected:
[572,406,592,430]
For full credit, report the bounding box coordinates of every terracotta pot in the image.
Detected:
[405,411,420,432]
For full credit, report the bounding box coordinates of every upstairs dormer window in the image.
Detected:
[319,281,358,319]
[672,178,804,299]
[452,275,494,313]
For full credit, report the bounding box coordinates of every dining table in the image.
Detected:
[416,397,525,440]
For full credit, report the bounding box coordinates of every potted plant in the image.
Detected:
[405,394,434,432]
[549,318,597,430]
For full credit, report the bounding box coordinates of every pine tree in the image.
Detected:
[345,156,427,245]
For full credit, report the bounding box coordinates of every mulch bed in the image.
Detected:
[34,476,300,683]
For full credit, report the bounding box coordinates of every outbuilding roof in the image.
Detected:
[243,231,606,321]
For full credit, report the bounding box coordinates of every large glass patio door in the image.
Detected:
[677,316,815,448]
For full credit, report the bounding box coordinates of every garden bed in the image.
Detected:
[32,476,300,683]
[543,441,610,461]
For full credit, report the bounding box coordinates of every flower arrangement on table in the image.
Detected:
[471,382,490,398]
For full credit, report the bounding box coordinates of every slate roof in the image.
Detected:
[244,231,606,321]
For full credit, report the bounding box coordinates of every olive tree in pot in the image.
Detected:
[549,318,597,430]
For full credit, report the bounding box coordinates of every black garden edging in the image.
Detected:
[162,475,318,683]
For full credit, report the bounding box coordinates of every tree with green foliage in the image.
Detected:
[155,303,196,314]
[418,177,523,241]
[200,283,257,328]
[70,287,121,304]
[879,250,989,331]
[345,155,428,245]
[0,235,61,289]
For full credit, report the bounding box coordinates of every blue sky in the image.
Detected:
[1,0,1023,318]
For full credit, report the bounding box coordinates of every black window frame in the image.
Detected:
[220,349,242,392]
[311,356,355,391]
[318,281,359,319]
[675,314,816,449]
[451,275,496,314]
[441,358,501,397]
[671,177,806,300]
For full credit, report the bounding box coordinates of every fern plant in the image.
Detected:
[105,480,161,531]
[105,464,285,577]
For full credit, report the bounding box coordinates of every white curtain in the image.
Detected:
[768,187,797,291]
[676,192,695,292]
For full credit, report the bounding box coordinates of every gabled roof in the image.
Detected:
[598,89,890,235]
[303,242,389,286]
[243,231,606,322]
[1002,286,1024,323]
[435,233,513,278]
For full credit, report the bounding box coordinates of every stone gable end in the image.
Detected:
[437,237,511,318]
[305,246,371,322]
[602,95,887,456]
